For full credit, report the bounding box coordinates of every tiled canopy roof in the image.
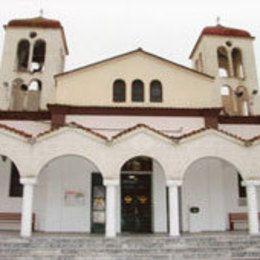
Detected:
[6,17,62,29]
[0,121,259,146]
[190,24,254,58]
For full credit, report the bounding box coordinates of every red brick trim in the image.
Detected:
[205,116,219,129]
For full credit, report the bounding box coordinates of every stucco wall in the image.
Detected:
[56,51,219,108]
[0,27,66,110]
[66,115,204,138]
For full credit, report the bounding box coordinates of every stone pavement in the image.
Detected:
[0,231,260,259]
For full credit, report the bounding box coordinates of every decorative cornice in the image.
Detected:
[0,111,50,120]
[47,104,222,117]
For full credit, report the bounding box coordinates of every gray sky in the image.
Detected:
[1,0,260,79]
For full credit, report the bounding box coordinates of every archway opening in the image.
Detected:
[0,155,23,231]
[120,156,167,234]
[35,155,105,233]
[182,157,246,233]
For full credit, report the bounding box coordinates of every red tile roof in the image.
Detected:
[0,122,258,146]
[36,122,108,141]
[7,17,62,29]
[0,123,32,138]
[111,123,173,141]
[190,25,254,58]
[202,25,252,38]
[5,16,69,55]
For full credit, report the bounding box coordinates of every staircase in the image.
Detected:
[0,232,260,259]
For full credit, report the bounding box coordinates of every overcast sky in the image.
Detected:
[1,0,260,79]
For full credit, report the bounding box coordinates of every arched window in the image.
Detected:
[150,80,162,102]
[221,85,231,96]
[232,48,244,78]
[217,47,230,77]
[113,79,126,102]
[17,40,30,71]
[31,40,46,72]
[27,80,42,111]
[235,86,250,116]
[11,79,25,111]
[132,80,144,102]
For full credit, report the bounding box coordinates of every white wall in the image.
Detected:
[66,115,204,138]
[152,160,167,233]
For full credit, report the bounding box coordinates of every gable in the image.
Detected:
[56,49,221,108]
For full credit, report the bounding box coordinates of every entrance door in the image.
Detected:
[121,174,152,233]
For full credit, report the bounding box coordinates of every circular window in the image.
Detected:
[29,32,37,38]
[226,41,232,47]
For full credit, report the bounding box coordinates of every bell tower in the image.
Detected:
[0,15,68,111]
[190,22,259,116]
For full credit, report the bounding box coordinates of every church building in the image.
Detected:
[0,16,260,239]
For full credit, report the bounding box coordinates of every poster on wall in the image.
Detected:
[64,190,85,206]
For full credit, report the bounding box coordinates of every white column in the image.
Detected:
[104,179,119,238]
[20,177,37,238]
[167,180,182,236]
[244,181,260,235]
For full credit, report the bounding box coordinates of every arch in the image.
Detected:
[183,156,243,180]
[31,39,46,72]
[113,79,126,102]
[150,80,162,102]
[11,79,26,111]
[36,154,105,233]
[38,154,103,178]
[182,156,247,233]
[221,85,234,115]
[235,86,250,116]
[17,39,30,71]
[232,48,244,78]
[116,153,167,178]
[217,46,230,77]
[132,79,144,102]
[27,79,42,111]
[221,85,231,96]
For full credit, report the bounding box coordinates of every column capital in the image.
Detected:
[242,180,260,187]
[104,179,119,186]
[166,180,183,187]
[20,177,37,185]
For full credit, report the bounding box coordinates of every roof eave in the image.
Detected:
[190,34,255,59]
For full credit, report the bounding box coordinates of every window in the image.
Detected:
[132,80,144,102]
[232,48,244,78]
[9,163,23,197]
[217,47,230,77]
[221,85,231,96]
[31,40,46,72]
[113,79,126,102]
[17,40,30,71]
[27,80,42,111]
[150,80,162,102]
[122,156,152,172]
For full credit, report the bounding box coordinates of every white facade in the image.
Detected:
[0,17,260,238]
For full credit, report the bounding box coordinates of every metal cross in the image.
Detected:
[39,9,44,17]
[216,16,221,25]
